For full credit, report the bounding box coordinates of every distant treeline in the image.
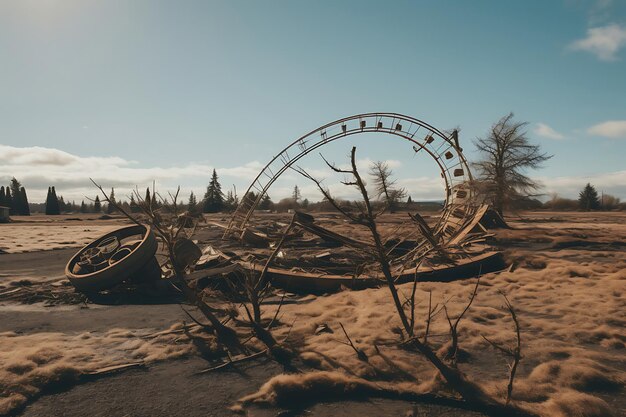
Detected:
[3,175,624,216]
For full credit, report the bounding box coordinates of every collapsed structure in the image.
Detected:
[65,113,506,293]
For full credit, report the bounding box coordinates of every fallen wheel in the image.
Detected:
[65,224,159,292]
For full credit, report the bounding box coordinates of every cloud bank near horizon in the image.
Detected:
[1,144,625,204]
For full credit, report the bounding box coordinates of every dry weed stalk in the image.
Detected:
[90,179,245,354]
[293,147,413,335]
[210,220,297,366]
[92,180,292,363]
[481,292,522,405]
[92,180,292,365]
[294,149,536,417]
[338,322,368,362]
[443,277,480,365]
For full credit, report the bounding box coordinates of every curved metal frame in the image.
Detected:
[224,112,478,247]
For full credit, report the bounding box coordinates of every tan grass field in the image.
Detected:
[0,211,624,416]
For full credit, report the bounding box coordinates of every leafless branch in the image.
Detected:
[481,292,522,405]
[339,322,368,362]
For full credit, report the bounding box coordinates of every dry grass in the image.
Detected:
[0,324,200,414]
[239,212,625,416]
[1,211,624,416]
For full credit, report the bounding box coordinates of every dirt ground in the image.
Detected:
[0,211,624,416]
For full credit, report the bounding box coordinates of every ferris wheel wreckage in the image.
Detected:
[65,112,506,293]
[218,112,506,292]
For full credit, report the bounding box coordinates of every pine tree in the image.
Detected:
[19,187,30,215]
[9,178,22,215]
[0,186,5,207]
[51,187,61,214]
[145,188,152,209]
[45,187,60,215]
[45,187,53,215]
[242,191,256,207]
[58,196,66,213]
[5,187,12,213]
[107,188,116,214]
[94,195,102,212]
[407,196,413,204]
[188,191,198,213]
[578,183,600,211]
[292,185,301,205]
[259,193,273,210]
[80,200,88,213]
[202,169,225,213]
[130,195,140,213]
[224,188,239,211]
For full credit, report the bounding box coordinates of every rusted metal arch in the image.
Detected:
[224,113,477,242]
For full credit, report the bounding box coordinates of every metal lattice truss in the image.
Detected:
[224,113,480,261]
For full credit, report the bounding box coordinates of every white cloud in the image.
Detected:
[570,24,626,61]
[0,144,254,203]
[587,120,626,138]
[534,123,565,140]
[219,161,265,180]
[538,170,626,199]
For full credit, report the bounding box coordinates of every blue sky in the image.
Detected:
[1,0,625,203]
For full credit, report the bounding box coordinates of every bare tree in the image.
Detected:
[369,161,407,213]
[473,113,552,216]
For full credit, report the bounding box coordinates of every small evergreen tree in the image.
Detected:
[145,188,151,208]
[292,185,301,205]
[80,200,88,213]
[44,187,52,215]
[51,187,61,214]
[0,186,5,207]
[578,183,600,211]
[224,187,239,211]
[19,187,30,215]
[45,187,60,215]
[202,169,225,213]
[259,193,274,210]
[9,178,23,215]
[130,194,140,213]
[301,198,309,209]
[4,187,12,213]
[188,191,198,213]
[242,191,256,207]
[94,195,102,213]
[107,188,116,214]
[8,180,19,214]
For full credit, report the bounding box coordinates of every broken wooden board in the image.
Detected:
[294,218,374,252]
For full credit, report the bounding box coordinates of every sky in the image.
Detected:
[1,0,625,204]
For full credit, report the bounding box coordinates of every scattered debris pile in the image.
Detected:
[188,205,505,294]
[54,204,504,296]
